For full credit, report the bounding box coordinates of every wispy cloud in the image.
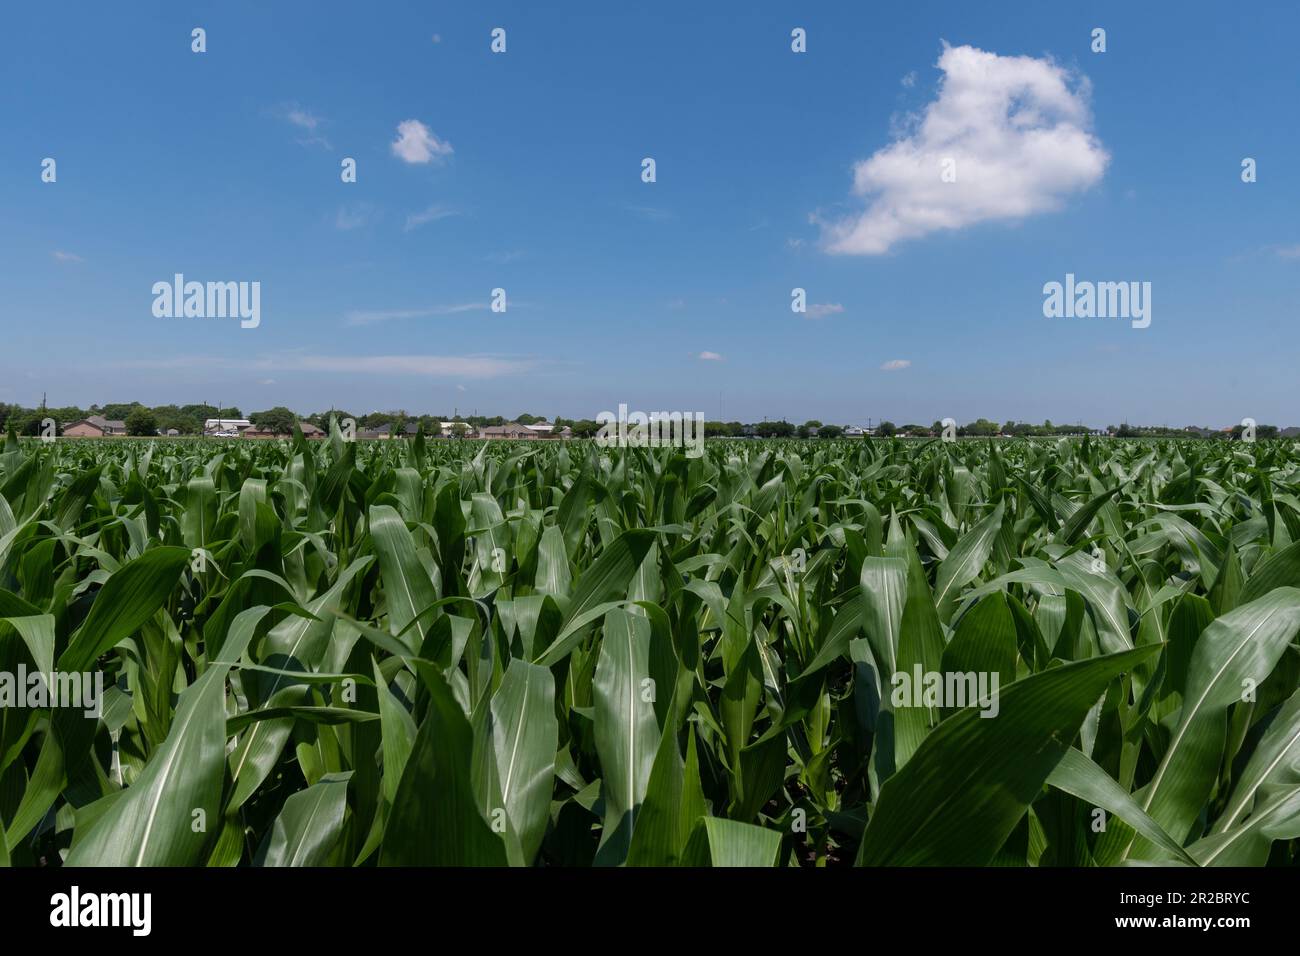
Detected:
[336,202,379,231]
[806,302,844,319]
[113,351,533,379]
[821,43,1109,255]
[901,71,917,88]
[51,250,83,263]
[392,119,453,164]
[880,358,911,371]
[404,204,459,231]
[345,303,487,326]
[431,33,442,44]
[1274,244,1300,259]
[279,103,331,149]
[698,351,724,361]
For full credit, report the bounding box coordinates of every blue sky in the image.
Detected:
[3,1,1298,427]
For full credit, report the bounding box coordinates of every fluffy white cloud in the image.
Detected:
[880,359,911,371]
[391,119,453,164]
[822,43,1109,255]
[51,250,83,263]
[698,351,724,361]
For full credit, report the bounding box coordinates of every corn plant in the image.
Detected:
[1,426,1298,866]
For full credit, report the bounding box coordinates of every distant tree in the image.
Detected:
[960,418,998,437]
[755,420,795,438]
[1116,423,1139,438]
[250,406,298,435]
[876,421,897,437]
[125,407,158,436]
[819,424,844,438]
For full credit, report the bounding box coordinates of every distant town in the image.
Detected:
[0,402,1293,440]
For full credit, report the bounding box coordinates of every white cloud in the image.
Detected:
[431,33,442,44]
[51,250,83,263]
[404,204,459,231]
[281,104,331,148]
[901,71,917,88]
[391,119,453,164]
[287,108,321,131]
[880,359,911,371]
[698,351,724,361]
[821,43,1109,255]
[806,302,844,319]
[1274,245,1300,259]
[345,303,487,326]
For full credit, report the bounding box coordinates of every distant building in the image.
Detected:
[843,426,865,437]
[204,418,252,436]
[64,415,126,437]
[478,422,539,440]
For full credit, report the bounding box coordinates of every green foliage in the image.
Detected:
[124,407,157,436]
[2,435,1300,867]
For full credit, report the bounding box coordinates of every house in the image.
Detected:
[358,421,422,440]
[64,415,126,437]
[204,418,252,436]
[524,421,555,435]
[477,422,538,440]
[843,426,865,437]
[241,421,323,439]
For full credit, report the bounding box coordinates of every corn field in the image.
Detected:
[2,427,1299,867]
